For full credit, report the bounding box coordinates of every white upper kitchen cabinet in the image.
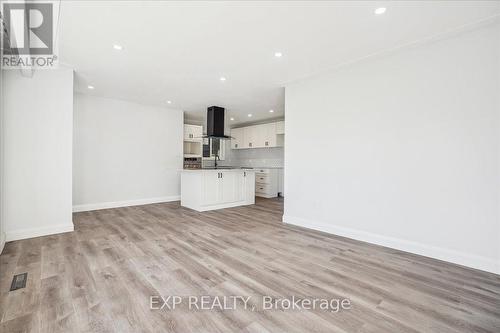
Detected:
[261,122,277,147]
[251,125,265,148]
[243,124,269,148]
[184,124,203,157]
[276,121,285,135]
[230,127,244,149]
[232,121,283,149]
[184,124,203,142]
[243,126,258,148]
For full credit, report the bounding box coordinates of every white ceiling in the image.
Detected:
[59,1,500,126]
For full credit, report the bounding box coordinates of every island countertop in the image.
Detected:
[181,168,256,172]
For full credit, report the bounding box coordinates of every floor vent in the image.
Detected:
[10,273,28,291]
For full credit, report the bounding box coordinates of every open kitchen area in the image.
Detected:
[181,106,284,212]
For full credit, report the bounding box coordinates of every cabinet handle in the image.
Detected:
[265,141,269,146]
[244,172,246,177]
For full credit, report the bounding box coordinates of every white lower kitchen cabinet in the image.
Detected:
[278,168,284,197]
[254,168,280,198]
[181,169,255,211]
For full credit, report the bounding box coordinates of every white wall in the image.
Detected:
[0,58,5,251]
[73,94,183,211]
[2,68,74,241]
[284,23,500,274]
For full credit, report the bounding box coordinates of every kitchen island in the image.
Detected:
[181,169,255,212]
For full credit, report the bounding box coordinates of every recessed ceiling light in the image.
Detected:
[220,77,226,81]
[274,52,283,58]
[374,7,386,15]
[166,100,172,104]
[230,117,235,121]
[247,114,252,117]
[113,44,123,50]
[269,109,274,113]
[87,85,94,90]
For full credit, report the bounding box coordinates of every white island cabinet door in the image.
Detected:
[230,171,252,203]
[221,171,238,203]
[244,171,256,204]
[203,172,221,205]
[235,171,246,202]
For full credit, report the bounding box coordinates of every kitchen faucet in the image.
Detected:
[214,151,220,169]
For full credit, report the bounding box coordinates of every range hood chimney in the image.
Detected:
[206,106,230,138]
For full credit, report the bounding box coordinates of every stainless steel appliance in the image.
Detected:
[183,157,202,169]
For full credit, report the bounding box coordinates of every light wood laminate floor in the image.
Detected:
[1,198,499,333]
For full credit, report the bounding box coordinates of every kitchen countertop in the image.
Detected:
[182,166,283,171]
[240,166,284,169]
[181,168,255,172]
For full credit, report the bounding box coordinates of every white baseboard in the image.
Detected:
[5,223,74,242]
[283,215,500,275]
[72,195,181,212]
[0,232,5,254]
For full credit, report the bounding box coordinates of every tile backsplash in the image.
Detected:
[233,147,284,168]
[202,141,284,168]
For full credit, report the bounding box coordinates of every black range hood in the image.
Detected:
[205,106,231,139]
